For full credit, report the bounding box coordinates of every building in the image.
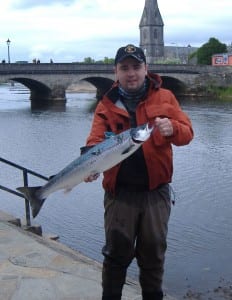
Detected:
[139,0,164,63]
[164,45,197,64]
[139,0,198,64]
[212,53,232,66]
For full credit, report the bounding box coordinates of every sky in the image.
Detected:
[0,0,231,63]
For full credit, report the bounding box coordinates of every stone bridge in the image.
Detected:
[0,63,231,104]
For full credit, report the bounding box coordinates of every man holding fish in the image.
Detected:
[84,44,194,300]
[18,44,193,300]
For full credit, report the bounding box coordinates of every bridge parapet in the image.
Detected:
[1,62,231,74]
[0,63,115,75]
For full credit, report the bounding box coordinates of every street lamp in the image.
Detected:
[6,38,11,63]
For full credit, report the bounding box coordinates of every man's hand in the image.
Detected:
[155,117,173,137]
[84,173,100,183]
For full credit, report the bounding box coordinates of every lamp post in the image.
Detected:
[6,38,11,64]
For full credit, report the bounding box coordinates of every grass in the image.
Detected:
[208,86,232,101]
[219,86,232,99]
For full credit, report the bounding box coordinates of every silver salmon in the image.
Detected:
[17,123,154,218]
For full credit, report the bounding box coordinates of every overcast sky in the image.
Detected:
[0,0,231,63]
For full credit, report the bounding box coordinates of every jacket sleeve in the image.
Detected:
[147,89,194,146]
[167,111,193,146]
[85,102,108,146]
[165,93,193,146]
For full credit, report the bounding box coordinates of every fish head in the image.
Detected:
[130,123,154,143]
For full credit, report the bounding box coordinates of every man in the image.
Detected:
[84,44,193,300]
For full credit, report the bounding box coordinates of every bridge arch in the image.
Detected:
[160,76,187,96]
[81,76,114,99]
[10,77,54,101]
[8,77,68,106]
[7,75,114,103]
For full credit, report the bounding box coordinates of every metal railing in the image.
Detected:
[0,157,49,226]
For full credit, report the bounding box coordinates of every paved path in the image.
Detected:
[0,211,176,300]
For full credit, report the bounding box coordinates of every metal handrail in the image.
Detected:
[0,157,49,226]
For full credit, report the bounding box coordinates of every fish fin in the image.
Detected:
[104,131,116,139]
[17,186,46,218]
[121,145,134,155]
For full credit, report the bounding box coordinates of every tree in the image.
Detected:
[103,57,114,64]
[197,37,227,65]
[84,57,95,63]
[82,57,114,64]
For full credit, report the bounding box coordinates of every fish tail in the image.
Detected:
[17,186,46,218]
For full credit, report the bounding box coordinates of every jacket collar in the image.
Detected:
[105,72,162,104]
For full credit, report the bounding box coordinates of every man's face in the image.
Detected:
[115,57,148,92]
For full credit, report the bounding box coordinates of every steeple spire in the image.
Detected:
[139,0,164,63]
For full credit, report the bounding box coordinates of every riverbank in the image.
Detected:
[207,85,232,101]
[0,210,177,300]
[1,210,231,300]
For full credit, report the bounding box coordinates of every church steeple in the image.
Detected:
[139,0,164,63]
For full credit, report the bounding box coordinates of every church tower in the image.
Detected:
[139,0,164,63]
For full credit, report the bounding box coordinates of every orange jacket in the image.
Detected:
[86,73,194,193]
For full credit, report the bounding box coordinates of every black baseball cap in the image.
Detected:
[114,44,146,65]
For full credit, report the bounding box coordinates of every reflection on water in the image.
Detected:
[0,83,232,298]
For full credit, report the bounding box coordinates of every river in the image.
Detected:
[0,82,231,299]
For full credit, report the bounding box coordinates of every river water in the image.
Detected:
[0,83,232,299]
